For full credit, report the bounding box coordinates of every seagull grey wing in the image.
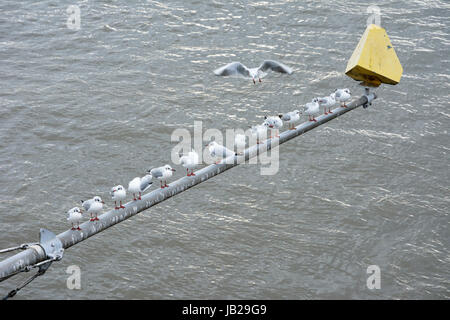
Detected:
[258,60,293,74]
[81,199,92,211]
[214,62,251,78]
[140,175,153,192]
[221,146,235,158]
[281,114,291,121]
[109,187,115,198]
[151,168,164,179]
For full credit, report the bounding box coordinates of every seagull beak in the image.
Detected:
[171,168,176,172]
[102,201,105,204]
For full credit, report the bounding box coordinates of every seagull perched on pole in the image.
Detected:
[335,88,351,108]
[234,134,246,151]
[263,116,283,138]
[81,196,104,222]
[251,124,268,144]
[279,110,300,130]
[67,207,83,231]
[213,60,293,84]
[110,185,126,210]
[148,165,176,188]
[179,150,199,176]
[304,98,320,122]
[206,141,236,164]
[128,175,153,201]
[318,93,337,115]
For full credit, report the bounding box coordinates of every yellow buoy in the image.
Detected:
[345,24,403,87]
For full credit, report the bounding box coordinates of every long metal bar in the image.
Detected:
[0,93,376,281]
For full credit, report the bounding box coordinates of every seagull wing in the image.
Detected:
[140,174,153,192]
[258,60,293,75]
[81,199,92,211]
[150,168,164,179]
[280,113,291,121]
[217,144,235,158]
[213,62,251,78]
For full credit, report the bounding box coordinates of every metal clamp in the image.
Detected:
[363,87,376,109]
[39,228,64,261]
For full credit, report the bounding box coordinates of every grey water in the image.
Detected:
[0,0,449,299]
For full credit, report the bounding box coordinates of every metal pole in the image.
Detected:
[0,93,376,281]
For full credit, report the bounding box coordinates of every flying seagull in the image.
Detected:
[213,60,293,84]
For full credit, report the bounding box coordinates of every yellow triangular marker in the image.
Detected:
[345,24,403,87]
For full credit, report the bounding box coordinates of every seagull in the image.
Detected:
[335,88,351,108]
[180,150,199,176]
[67,207,83,231]
[251,124,268,144]
[263,116,283,138]
[206,141,236,164]
[148,165,176,188]
[279,110,300,130]
[304,98,320,122]
[110,185,126,210]
[128,174,153,201]
[213,60,293,84]
[318,93,336,115]
[234,134,246,151]
[81,196,104,222]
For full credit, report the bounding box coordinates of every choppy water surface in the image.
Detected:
[0,0,449,299]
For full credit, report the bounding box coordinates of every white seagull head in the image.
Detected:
[164,164,176,172]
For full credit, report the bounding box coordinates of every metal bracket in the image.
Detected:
[39,228,64,262]
[363,87,375,109]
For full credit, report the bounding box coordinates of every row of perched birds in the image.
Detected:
[67,59,351,230]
